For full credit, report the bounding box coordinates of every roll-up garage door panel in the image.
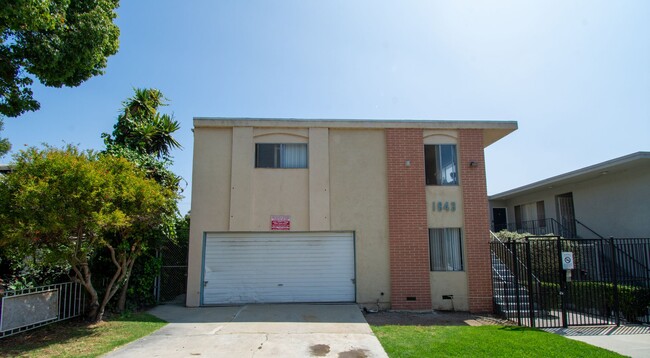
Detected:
[202,232,355,304]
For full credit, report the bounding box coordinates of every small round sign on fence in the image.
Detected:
[561,252,574,270]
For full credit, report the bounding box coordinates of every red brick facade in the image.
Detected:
[385,128,432,310]
[459,129,493,313]
[385,128,493,312]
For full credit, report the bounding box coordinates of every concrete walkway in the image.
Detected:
[544,325,650,358]
[104,303,388,358]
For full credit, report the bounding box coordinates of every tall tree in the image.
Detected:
[0,119,9,158]
[103,88,182,310]
[104,88,181,159]
[0,146,178,322]
[0,0,120,117]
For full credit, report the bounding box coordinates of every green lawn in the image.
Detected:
[0,312,166,358]
[372,325,623,358]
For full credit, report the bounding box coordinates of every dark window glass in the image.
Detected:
[255,143,308,168]
[256,144,278,168]
[424,144,458,185]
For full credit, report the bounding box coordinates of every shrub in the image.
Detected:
[537,281,650,322]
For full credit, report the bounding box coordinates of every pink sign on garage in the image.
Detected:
[271,215,291,230]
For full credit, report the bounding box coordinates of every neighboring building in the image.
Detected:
[187,118,517,312]
[489,152,650,238]
[0,164,11,174]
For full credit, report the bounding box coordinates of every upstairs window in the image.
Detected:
[255,143,308,168]
[425,144,458,185]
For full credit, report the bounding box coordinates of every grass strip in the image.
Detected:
[371,325,623,358]
[0,312,166,358]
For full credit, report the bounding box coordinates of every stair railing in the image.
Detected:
[574,219,604,239]
[490,231,544,326]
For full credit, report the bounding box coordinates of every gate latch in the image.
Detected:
[204,281,208,287]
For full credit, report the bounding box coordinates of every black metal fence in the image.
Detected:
[491,236,650,328]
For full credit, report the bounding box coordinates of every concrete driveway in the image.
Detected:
[104,303,388,358]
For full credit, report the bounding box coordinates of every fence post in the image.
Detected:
[525,238,536,327]
[512,241,522,326]
[557,236,568,328]
[154,248,161,303]
[610,237,620,327]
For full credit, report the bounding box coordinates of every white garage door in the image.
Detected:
[202,232,355,305]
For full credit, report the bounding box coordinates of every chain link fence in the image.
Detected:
[154,239,188,303]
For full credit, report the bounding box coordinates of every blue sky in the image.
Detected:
[3,1,649,215]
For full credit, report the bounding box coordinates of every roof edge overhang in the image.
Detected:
[489,151,650,201]
[193,117,518,148]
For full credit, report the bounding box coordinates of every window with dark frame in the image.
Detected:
[514,201,546,230]
[429,228,463,271]
[255,143,308,168]
[424,144,458,186]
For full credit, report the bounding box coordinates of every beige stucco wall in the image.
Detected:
[251,129,310,230]
[426,186,464,228]
[572,165,650,237]
[492,164,650,238]
[187,126,393,307]
[329,129,392,308]
[186,128,233,306]
[251,169,309,230]
[429,272,469,311]
[308,128,331,230]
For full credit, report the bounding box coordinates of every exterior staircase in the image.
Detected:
[492,252,538,318]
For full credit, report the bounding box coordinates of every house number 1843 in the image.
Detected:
[433,201,456,212]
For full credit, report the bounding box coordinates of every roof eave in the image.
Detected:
[193,117,518,148]
[489,152,650,200]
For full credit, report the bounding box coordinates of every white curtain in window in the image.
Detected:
[281,144,308,168]
[444,228,462,271]
[430,229,446,271]
[522,202,537,222]
[430,228,463,271]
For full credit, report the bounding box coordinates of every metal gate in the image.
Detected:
[491,236,650,328]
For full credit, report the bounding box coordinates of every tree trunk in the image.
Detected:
[94,245,138,321]
[85,288,100,322]
[117,278,129,312]
[117,248,138,312]
[72,261,101,322]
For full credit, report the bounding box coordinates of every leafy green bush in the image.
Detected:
[123,252,163,310]
[537,282,561,310]
[0,248,70,292]
[537,281,650,322]
[617,285,650,321]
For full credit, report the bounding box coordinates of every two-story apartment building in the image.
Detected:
[489,152,650,239]
[186,118,517,312]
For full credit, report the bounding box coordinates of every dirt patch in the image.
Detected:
[363,310,512,326]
